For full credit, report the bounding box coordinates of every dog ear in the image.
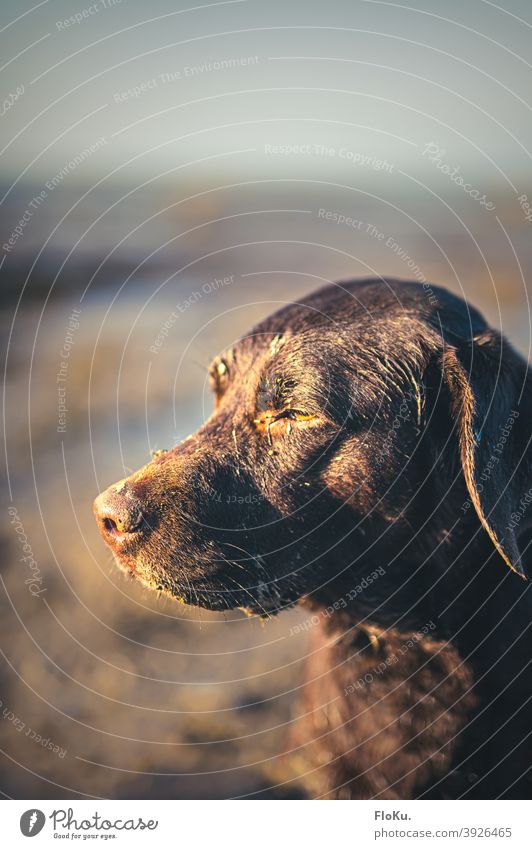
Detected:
[441,339,529,578]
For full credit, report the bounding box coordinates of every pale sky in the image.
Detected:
[1,0,532,190]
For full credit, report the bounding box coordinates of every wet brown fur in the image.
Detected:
[94,278,532,799]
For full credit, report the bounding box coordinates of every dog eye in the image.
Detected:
[254,409,315,427]
[278,409,314,421]
[209,358,230,396]
[253,408,317,444]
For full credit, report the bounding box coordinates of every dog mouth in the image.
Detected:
[93,480,306,614]
[173,581,298,616]
[110,546,302,616]
[110,550,144,580]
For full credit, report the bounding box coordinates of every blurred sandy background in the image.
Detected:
[1,0,532,799]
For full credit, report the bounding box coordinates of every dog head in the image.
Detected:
[94,279,531,616]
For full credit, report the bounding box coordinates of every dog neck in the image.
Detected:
[291,614,477,799]
[295,540,532,799]
[305,514,531,642]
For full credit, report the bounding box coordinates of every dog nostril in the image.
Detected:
[103,517,119,536]
[101,512,143,537]
[94,488,146,545]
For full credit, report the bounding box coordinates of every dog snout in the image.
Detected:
[93,484,145,548]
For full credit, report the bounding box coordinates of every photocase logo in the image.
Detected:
[20,809,46,837]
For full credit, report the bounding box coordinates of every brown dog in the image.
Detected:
[94,278,532,799]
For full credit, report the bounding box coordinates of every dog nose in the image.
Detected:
[93,485,145,547]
